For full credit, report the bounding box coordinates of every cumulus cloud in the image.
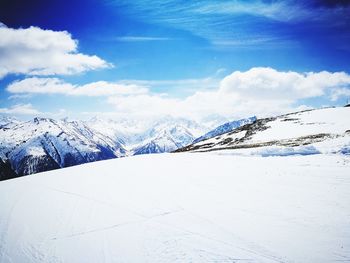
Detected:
[0,23,111,79]
[6,68,350,120]
[106,67,350,120]
[7,77,148,97]
[0,104,41,115]
[220,67,350,100]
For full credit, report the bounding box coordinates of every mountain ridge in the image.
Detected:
[1,116,219,179]
[175,107,350,156]
[192,116,257,144]
[4,106,347,181]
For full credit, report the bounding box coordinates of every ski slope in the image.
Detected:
[0,153,349,262]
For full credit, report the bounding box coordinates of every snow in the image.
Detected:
[196,130,247,147]
[1,115,214,177]
[5,123,119,177]
[187,107,350,157]
[0,116,210,164]
[131,124,198,154]
[0,152,349,262]
[86,116,209,150]
[0,116,20,128]
[251,107,350,142]
[215,145,321,157]
[207,134,350,157]
[193,116,256,144]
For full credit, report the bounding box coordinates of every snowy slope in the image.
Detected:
[132,130,191,155]
[87,116,209,155]
[192,116,257,144]
[84,117,142,146]
[0,116,20,128]
[0,115,210,179]
[178,107,350,155]
[131,117,206,155]
[0,117,127,178]
[0,153,349,262]
[86,116,207,146]
[3,106,348,180]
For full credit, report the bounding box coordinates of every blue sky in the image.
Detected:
[0,0,350,121]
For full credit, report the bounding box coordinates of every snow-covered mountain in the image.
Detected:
[0,116,209,180]
[192,116,256,144]
[0,117,127,180]
[4,107,348,180]
[84,116,209,155]
[132,126,194,155]
[0,116,20,128]
[84,117,144,147]
[131,117,207,155]
[177,107,350,156]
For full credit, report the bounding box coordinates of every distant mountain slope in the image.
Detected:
[131,117,206,155]
[5,107,348,180]
[0,117,127,178]
[0,116,210,179]
[0,116,20,127]
[176,107,350,155]
[0,157,17,181]
[84,116,208,155]
[132,125,195,155]
[192,116,256,144]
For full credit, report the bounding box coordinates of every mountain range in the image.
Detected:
[0,115,253,180]
[2,106,348,181]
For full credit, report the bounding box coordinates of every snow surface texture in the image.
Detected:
[179,107,350,156]
[0,153,349,262]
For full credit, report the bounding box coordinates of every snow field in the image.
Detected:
[0,152,349,262]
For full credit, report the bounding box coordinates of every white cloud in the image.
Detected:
[0,104,41,115]
[0,23,111,79]
[7,77,148,97]
[193,1,312,22]
[106,67,350,120]
[220,67,350,100]
[107,94,180,118]
[6,68,350,121]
